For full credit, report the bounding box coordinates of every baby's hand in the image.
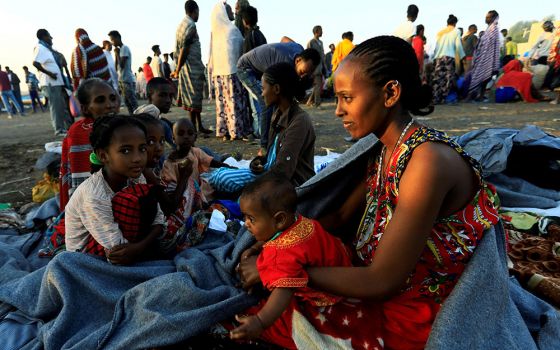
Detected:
[229,314,265,340]
[178,158,193,179]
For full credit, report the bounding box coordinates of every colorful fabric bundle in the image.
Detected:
[468,17,501,96]
[82,184,157,257]
[496,60,538,102]
[70,28,111,90]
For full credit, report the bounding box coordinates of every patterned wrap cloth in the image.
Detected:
[175,15,205,112]
[355,126,500,349]
[70,28,111,90]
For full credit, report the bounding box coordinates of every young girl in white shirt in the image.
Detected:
[64,115,165,265]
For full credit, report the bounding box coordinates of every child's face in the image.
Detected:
[149,84,174,114]
[98,126,147,180]
[240,196,278,242]
[173,121,196,154]
[145,123,165,168]
[82,83,120,118]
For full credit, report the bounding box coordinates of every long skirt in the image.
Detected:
[213,74,252,139]
[431,56,456,104]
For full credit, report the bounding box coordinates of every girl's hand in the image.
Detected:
[229,314,264,340]
[237,255,261,290]
[107,242,144,265]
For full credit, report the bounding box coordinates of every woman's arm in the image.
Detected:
[308,143,464,300]
[230,288,294,340]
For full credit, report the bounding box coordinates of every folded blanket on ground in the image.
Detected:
[456,126,560,209]
[0,229,258,349]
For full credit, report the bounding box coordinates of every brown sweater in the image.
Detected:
[267,102,316,186]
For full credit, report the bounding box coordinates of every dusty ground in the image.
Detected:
[0,99,559,208]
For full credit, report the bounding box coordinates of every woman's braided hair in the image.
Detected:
[347,35,434,116]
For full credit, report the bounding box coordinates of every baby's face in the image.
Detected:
[240,196,277,242]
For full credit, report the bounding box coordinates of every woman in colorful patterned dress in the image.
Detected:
[238,35,500,349]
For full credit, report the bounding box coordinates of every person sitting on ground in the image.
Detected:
[230,173,382,349]
[237,42,320,148]
[134,77,175,146]
[160,118,232,235]
[60,78,120,212]
[238,36,500,349]
[528,56,550,90]
[133,113,166,188]
[65,115,165,265]
[529,21,555,65]
[240,5,267,54]
[496,59,551,102]
[208,62,315,194]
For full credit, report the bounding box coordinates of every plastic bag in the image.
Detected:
[32,173,60,203]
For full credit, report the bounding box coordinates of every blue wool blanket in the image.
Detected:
[0,229,258,349]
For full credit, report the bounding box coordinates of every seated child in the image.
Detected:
[230,173,382,350]
[65,115,165,265]
[160,118,231,236]
[43,78,120,257]
[60,78,120,211]
[208,62,316,194]
[132,113,166,187]
[134,77,175,146]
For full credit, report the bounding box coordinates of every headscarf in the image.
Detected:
[468,16,501,95]
[134,104,161,118]
[209,1,244,76]
[70,28,110,90]
[495,60,538,102]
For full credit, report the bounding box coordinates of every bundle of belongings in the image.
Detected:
[456,125,560,309]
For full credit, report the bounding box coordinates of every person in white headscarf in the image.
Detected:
[208,1,252,141]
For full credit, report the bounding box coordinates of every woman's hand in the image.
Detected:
[237,254,261,291]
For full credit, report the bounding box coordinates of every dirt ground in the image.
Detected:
[0,99,559,208]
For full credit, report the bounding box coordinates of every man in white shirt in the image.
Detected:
[32,28,72,136]
[151,45,165,78]
[394,4,419,43]
[102,40,119,92]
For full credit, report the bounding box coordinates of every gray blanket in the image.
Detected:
[0,229,258,349]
